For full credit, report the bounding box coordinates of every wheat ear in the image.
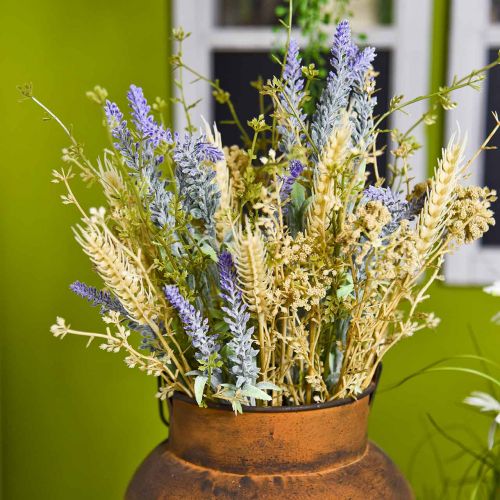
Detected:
[233,221,272,377]
[233,221,270,316]
[306,122,351,244]
[74,221,157,325]
[203,118,233,241]
[416,138,465,259]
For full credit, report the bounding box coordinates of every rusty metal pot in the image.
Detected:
[126,382,413,499]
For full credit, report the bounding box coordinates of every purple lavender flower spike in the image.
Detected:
[218,251,241,300]
[280,159,304,203]
[311,20,376,157]
[127,84,173,147]
[164,285,221,378]
[194,140,225,163]
[70,281,126,315]
[104,100,124,127]
[104,100,139,170]
[218,251,259,390]
[127,84,150,133]
[278,38,306,153]
[71,281,164,352]
[330,20,358,70]
[173,134,221,236]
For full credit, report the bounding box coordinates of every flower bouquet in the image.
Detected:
[23,15,500,499]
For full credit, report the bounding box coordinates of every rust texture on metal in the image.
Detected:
[126,388,413,499]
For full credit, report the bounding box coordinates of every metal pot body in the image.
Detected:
[126,390,412,499]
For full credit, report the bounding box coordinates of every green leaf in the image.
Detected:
[256,381,282,392]
[380,355,500,394]
[231,400,243,415]
[291,181,306,207]
[194,375,208,405]
[241,384,272,401]
[200,242,218,262]
[337,283,354,299]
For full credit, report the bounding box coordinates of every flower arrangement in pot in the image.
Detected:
[22,9,500,499]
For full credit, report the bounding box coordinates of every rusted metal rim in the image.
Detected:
[171,364,382,413]
[171,382,375,413]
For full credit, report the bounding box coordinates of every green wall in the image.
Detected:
[1,1,170,498]
[1,0,499,498]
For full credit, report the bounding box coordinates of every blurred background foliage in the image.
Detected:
[1,0,499,498]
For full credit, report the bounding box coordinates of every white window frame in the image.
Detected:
[172,0,432,197]
[445,0,500,284]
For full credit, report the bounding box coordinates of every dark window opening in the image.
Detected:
[212,49,392,179]
[217,0,282,26]
[482,47,500,246]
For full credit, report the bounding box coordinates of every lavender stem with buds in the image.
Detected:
[218,251,259,391]
[164,285,221,382]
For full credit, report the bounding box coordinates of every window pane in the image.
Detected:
[492,0,500,23]
[217,0,393,27]
[217,0,282,26]
[351,0,393,26]
[482,48,500,246]
[212,52,277,144]
[212,49,392,178]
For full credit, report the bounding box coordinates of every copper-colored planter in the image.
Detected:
[126,383,412,499]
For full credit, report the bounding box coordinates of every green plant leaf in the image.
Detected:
[241,384,272,401]
[380,355,500,393]
[256,381,282,391]
[291,181,306,207]
[200,242,218,262]
[194,375,208,405]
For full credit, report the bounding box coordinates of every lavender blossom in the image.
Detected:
[311,20,376,157]
[70,281,159,351]
[104,100,139,170]
[164,285,221,378]
[278,38,306,154]
[350,63,377,147]
[140,150,175,230]
[70,281,126,315]
[280,159,304,203]
[104,95,176,231]
[218,251,259,389]
[173,134,221,237]
[127,84,173,147]
[194,140,225,163]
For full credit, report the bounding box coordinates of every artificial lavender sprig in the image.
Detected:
[278,38,306,154]
[164,285,221,379]
[173,134,223,237]
[104,97,175,230]
[139,147,175,230]
[350,67,377,147]
[127,84,174,147]
[70,281,126,315]
[70,281,161,351]
[194,140,225,163]
[311,20,375,156]
[218,251,259,389]
[280,159,305,204]
[104,101,139,170]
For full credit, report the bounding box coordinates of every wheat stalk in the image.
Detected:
[74,221,157,325]
[233,221,270,316]
[203,119,233,241]
[306,122,351,246]
[416,138,465,259]
[233,221,273,377]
